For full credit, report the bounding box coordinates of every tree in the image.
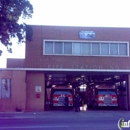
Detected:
[0,0,33,56]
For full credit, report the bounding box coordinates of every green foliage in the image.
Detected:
[0,0,33,55]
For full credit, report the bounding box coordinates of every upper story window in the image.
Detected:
[55,42,62,54]
[44,40,129,57]
[64,42,72,54]
[73,42,81,55]
[101,43,109,55]
[45,41,53,54]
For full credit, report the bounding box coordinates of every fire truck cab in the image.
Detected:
[50,85,74,107]
[87,84,118,108]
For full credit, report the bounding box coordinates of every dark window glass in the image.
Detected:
[92,43,100,55]
[54,42,62,54]
[64,42,72,54]
[110,43,118,55]
[82,43,91,55]
[101,43,109,55]
[119,43,127,55]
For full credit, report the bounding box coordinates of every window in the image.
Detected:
[110,43,118,55]
[54,42,62,54]
[119,43,127,55]
[64,42,72,54]
[101,43,109,55]
[44,40,129,57]
[92,43,100,55]
[82,43,91,55]
[73,42,81,55]
[1,79,11,99]
[45,41,53,54]
[79,84,86,92]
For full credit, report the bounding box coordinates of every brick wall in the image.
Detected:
[25,25,130,70]
[26,71,45,111]
[0,70,26,112]
[7,59,25,68]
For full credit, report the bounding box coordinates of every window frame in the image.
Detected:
[43,40,129,57]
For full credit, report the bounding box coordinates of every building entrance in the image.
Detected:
[44,72,128,111]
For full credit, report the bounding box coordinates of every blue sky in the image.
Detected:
[0,0,130,68]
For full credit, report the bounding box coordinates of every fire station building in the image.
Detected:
[0,25,130,111]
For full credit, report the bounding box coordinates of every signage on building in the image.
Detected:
[47,64,130,70]
[35,86,42,92]
[79,31,95,39]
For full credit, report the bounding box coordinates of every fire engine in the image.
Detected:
[50,85,74,107]
[87,84,118,108]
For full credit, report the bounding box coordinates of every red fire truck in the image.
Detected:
[87,84,118,108]
[50,85,74,107]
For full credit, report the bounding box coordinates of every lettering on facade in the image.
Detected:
[115,66,119,69]
[99,66,103,69]
[110,66,114,69]
[47,64,130,70]
[126,66,129,69]
[110,66,119,69]
[48,64,103,69]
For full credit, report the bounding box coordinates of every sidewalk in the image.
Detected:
[0,110,129,119]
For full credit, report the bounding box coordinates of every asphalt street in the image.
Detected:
[0,110,129,130]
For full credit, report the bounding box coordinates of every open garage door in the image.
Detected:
[44,72,128,111]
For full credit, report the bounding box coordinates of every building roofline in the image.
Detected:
[28,24,130,29]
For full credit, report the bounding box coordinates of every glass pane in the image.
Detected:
[54,42,62,54]
[110,43,118,55]
[119,43,127,55]
[1,79,11,98]
[101,43,109,55]
[92,43,100,55]
[82,43,91,55]
[45,41,53,54]
[73,42,81,55]
[64,42,72,54]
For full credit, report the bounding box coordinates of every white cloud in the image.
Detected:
[27,0,130,27]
